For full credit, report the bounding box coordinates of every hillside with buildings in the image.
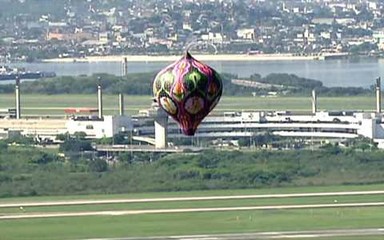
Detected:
[1,0,384,61]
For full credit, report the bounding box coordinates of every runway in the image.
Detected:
[1,190,383,239]
[1,201,384,220]
[83,228,384,239]
[1,190,384,220]
[1,190,384,208]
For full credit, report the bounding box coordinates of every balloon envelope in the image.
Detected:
[153,51,223,135]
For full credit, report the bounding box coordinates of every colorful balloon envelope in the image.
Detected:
[153,51,223,136]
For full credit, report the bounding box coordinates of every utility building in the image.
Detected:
[66,115,132,139]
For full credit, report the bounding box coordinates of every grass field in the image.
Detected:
[1,208,384,240]
[0,184,384,239]
[0,94,378,115]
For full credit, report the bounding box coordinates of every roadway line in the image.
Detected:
[1,202,384,220]
[81,228,384,240]
[1,190,384,208]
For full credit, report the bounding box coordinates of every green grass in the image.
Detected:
[0,94,378,115]
[0,194,383,214]
[1,183,384,204]
[0,94,151,115]
[0,208,383,240]
[0,184,384,239]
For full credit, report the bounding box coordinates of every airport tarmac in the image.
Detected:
[83,228,384,239]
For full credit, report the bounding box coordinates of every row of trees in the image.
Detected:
[0,135,383,198]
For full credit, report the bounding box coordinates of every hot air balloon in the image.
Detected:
[153,51,223,136]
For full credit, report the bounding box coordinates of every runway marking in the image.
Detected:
[1,201,384,220]
[1,190,384,208]
[81,228,384,239]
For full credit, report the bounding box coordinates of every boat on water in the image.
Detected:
[0,65,56,81]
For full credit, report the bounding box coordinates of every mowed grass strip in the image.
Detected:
[0,94,378,115]
[1,183,384,204]
[0,185,383,239]
[0,194,383,214]
[0,94,151,115]
[0,207,383,240]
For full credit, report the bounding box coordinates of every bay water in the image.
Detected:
[8,57,384,88]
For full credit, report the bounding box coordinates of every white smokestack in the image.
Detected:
[15,77,21,119]
[312,89,317,114]
[122,57,128,77]
[376,77,381,114]
[98,84,103,119]
[119,93,124,116]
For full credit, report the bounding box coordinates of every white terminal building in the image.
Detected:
[65,115,132,139]
[2,79,384,149]
[0,115,132,140]
[135,79,384,149]
[0,85,132,141]
[134,108,384,149]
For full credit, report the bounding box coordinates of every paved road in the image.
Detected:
[83,229,384,239]
[1,190,384,208]
[1,202,384,220]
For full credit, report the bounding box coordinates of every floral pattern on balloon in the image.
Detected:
[153,51,223,136]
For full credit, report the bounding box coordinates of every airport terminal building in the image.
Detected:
[132,108,384,148]
[2,80,384,149]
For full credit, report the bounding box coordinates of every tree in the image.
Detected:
[118,152,133,164]
[98,137,113,145]
[0,141,8,151]
[349,42,377,55]
[88,159,108,172]
[73,132,87,140]
[320,143,342,154]
[351,137,378,152]
[56,133,70,141]
[29,153,60,164]
[59,138,93,153]
[113,132,131,144]
[6,135,35,145]
[238,138,250,147]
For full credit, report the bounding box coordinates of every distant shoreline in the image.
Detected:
[42,53,320,63]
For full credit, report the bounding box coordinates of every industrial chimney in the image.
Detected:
[376,77,381,114]
[119,93,124,116]
[15,76,21,119]
[97,78,103,119]
[311,89,317,115]
[122,57,128,77]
